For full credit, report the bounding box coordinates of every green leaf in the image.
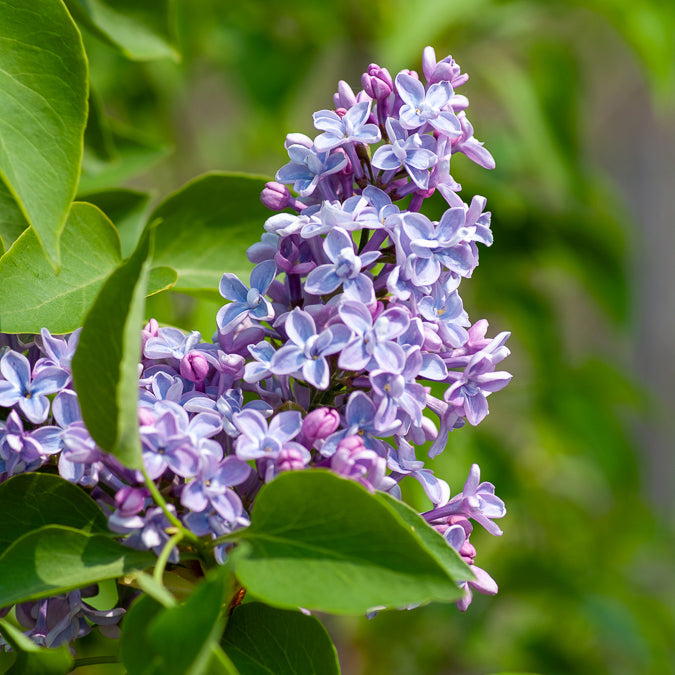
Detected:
[0,179,29,251]
[377,492,473,582]
[0,619,73,675]
[148,266,178,296]
[72,225,154,468]
[0,202,122,334]
[121,566,237,675]
[0,525,154,606]
[65,0,179,62]
[0,0,88,268]
[222,602,340,675]
[119,595,164,674]
[78,188,151,257]
[0,473,108,555]
[232,471,464,615]
[150,173,272,299]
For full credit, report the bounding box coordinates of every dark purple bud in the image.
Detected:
[261,182,293,211]
[302,408,340,445]
[180,351,210,382]
[115,486,146,518]
[275,235,316,275]
[361,64,393,101]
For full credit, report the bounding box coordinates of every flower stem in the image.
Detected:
[154,531,184,584]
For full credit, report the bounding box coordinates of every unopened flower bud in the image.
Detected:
[334,80,357,109]
[141,318,159,349]
[115,486,146,518]
[276,446,307,472]
[138,407,155,426]
[180,351,210,382]
[361,64,393,101]
[261,182,293,211]
[302,408,340,445]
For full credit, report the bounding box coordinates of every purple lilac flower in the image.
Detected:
[337,301,410,372]
[233,409,302,461]
[418,280,470,348]
[217,261,277,333]
[276,144,348,198]
[270,309,350,389]
[313,101,381,153]
[15,590,124,647]
[304,228,380,304]
[395,72,462,138]
[139,401,221,480]
[321,391,399,457]
[111,505,180,563]
[397,211,477,286]
[299,407,341,448]
[0,350,69,424]
[369,348,427,431]
[444,348,512,426]
[144,327,201,361]
[0,410,58,476]
[387,438,450,505]
[181,454,250,522]
[371,118,437,189]
[423,464,506,536]
[330,435,396,493]
[36,327,81,373]
[421,47,469,88]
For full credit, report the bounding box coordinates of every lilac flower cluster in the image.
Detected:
[0,48,510,648]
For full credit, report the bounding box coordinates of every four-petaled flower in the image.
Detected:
[217,260,277,333]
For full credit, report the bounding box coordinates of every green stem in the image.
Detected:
[154,531,184,584]
[141,465,199,543]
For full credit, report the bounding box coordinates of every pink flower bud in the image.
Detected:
[261,182,293,211]
[115,487,146,517]
[180,351,210,382]
[141,318,159,349]
[361,64,393,101]
[302,408,340,445]
[138,407,155,426]
[276,446,307,472]
[335,434,366,455]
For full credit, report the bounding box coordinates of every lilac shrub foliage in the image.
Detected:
[0,47,509,649]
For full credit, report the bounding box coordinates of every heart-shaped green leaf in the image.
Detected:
[232,471,464,614]
[150,173,272,299]
[222,602,340,675]
[0,525,154,607]
[0,202,122,334]
[0,473,108,555]
[0,0,88,268]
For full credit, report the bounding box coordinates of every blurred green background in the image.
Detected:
[75,0,675,673]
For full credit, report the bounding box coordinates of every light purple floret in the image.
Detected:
[0,350,69,424]
[270,308,351,389]
[304,228,380,304]
[217,260,277,333]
